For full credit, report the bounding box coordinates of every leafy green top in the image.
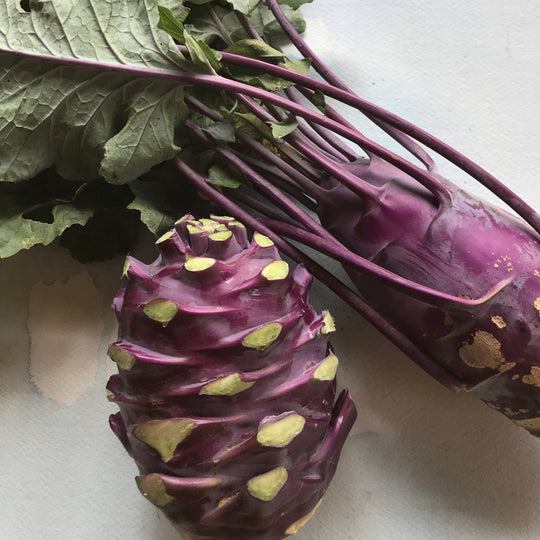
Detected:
[0,0,309,260]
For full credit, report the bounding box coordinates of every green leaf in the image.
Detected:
[208,165,242,189]
[277,0,313,9]
[225,39,286,60]
[261,6,307,41]
[311,90,327,113]
[268,116,298,139]
[0,0,192,185]
[184,32,223,73]
[158,5,186,43]
[0,202,93,258]
[202,122,236,143]
[127,179,176,235]
[226,66,293,92]
[183,5,225,44]
[100,84,188,184]
[225,0,261,15]
[231,112,273,142]
[280,57,312,76]
[159,0,191,22]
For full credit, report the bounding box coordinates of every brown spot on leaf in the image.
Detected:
[443,313,454,327]
[534,297,540,317]
[522,367,540,387]
[459,330,506,371]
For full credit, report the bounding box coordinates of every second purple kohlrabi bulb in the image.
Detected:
[107,215,356,539]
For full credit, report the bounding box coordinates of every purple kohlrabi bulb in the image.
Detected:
[107,215,357,539]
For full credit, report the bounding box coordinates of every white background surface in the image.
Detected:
[1,1,540,538]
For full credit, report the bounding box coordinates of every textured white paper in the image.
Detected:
[1,1,539,539]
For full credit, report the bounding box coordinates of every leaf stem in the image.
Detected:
[264,0,540,231]
[173,156,465,391]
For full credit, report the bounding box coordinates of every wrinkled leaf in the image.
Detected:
[100,84,188,184]
[183,5,225,44]
[261,6,307,41]
[186,3,307,46]
[268,116,298,139]
[0,0,191,185]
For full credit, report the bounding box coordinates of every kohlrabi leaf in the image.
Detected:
[0,0,191,185]
[277,0,313,9]
[0,200,93,258]
[201,122,237,143]
[280,57,312,76]
[259,6,307,41]
[157,5,187,43]
[100,84,188,184]
[225,40,286,60]
[128,178,176,235]
[185,3,307,46]
[231,112,273,142]
[268,116,299,139]
[184,32,223,73]
[159,0,191,22]
[225,0,261,15]
[183,5,225,44]
[226,66,294,92]
[208,165,243,189]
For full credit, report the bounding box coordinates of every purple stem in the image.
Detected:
[265,0,540,230]
[235,12,263,40]
[228,189,301,226]
[256,218,511,309]
[295,116,351,162]
[187,118,508,309]
[262,98,349,163]
[265,0,437,171]
[296,85,435,171]
[236,155,319,211]
[285,87,359,162]
[173,156,465,391]
[184,93,326,199]
[236,93,385,201]
[229,9,359,162]
[179,43,537,231]
[185,120,338,244]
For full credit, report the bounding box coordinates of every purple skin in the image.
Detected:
[172,0,538,436]
[318,156,540,434]
[107,216,357,539]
